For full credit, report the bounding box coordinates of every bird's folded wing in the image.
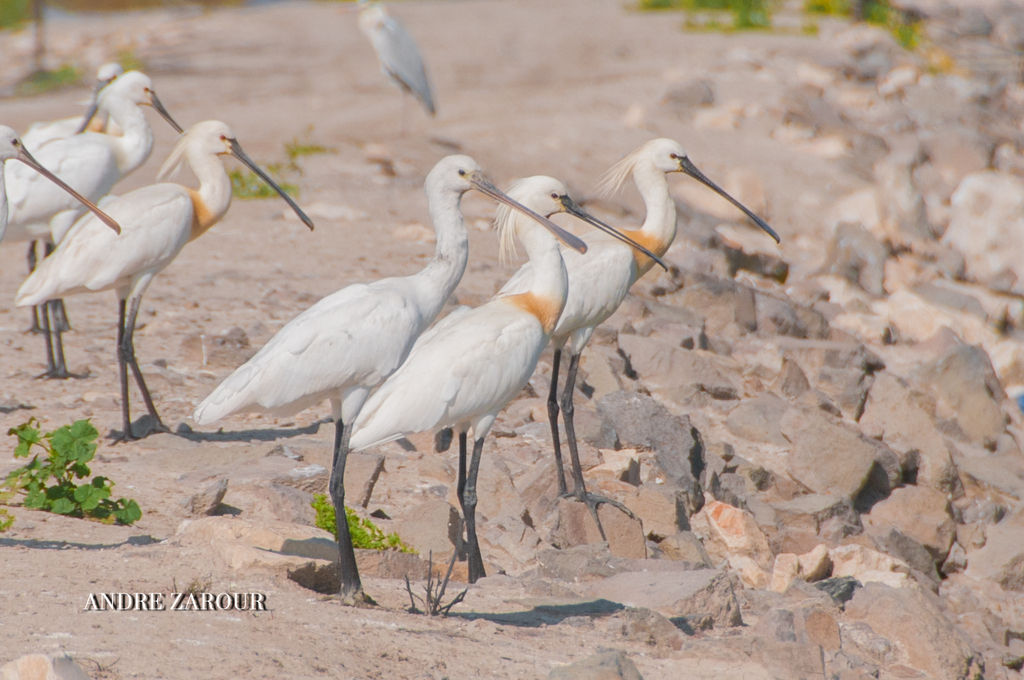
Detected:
[194,285,421,423]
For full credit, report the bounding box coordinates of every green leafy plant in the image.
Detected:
[15,65,83,97]
[3,419,142,525]
[311,494,415,553]
[229,169,298,199]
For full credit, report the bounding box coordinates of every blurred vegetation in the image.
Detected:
[116,47,145,72]
[0,0,30,29]
[229,169,298,200]
[639,0,771,30]
[805,0,922,49]
[15,65,82,96]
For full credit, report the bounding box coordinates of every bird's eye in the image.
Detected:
[669,153,678,159]
[551,192,559,200]
[458,169,466,176]
[12,139,19,147]
[220,135,227,141]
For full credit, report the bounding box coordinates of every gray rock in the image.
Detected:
[663,275,757,340]
[998,553,1024,592]
[780,407,883,503]
[955,7,992,37]
[781,339,884,420]
[707,471,749,510]
[775,356,810,398]
[662,78,714,112]
[753,602,841,651]
[536,542,705,583]
[994,10,1024,49]
[917,344,1007,448]
[611,607,686,647]
[726,393,789,445]
[871,528,941,587]
[771,494,863,542]
[587,569,743,627]
[393,500,463,561]
[657,531,714,566]
[551,498,646,559]
[596,391,704,516]
[616,334,740,402]
[859,372,962,496]
[220,481,316,525]
[815,576,861,605]
[844,583,984,680]
[819,223,888,296]
[866,485,956,564]
[755,292,829,340]
[548,651,644,680]
[180,477,228,516]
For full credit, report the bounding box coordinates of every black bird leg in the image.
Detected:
[461,436,487,583]
[547,348,569,495]
[561,351,639,535]
[329,418,374,605]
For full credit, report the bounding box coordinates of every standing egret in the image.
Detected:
[0,126,120,238]
[193,159,588,605]
[17,121,312,443]
[349,176,663,584]
[497,139,779,525]
[20,63,125,151]
[358,0,436,124]
[5,70,182,378]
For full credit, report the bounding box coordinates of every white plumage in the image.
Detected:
[20,63,125,152]
[358,1,436,116]
[3,71,179,246]
[497,138,779,505]
[0,126,120,243]
[192,160,578,604]
[17,120,312,441]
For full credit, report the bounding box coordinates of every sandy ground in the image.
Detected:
[0,0,903,676]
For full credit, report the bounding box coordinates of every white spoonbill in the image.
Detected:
[20,63,125,151]
[17,120,313,443]
[5,70,182,378]
[0,126,120,237]
[192,159,585,604]
[497,138,779,525]
[349,176,661,584]
[358,0,436,118]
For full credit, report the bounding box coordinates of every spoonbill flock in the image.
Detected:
[2,0,779,603]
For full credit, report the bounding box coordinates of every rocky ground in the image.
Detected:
[3,0,1024,677]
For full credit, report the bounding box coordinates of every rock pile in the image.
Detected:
[155,10,1024,676]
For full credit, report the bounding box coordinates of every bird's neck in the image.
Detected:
[634,161,676,253]
[504,218,568,336]
[99,98,153,175]
[186,149,232,240]
[413,188,470,319]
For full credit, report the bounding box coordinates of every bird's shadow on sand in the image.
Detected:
[0,534,161,551]
[450,599,625,628]
[170,419,330,443]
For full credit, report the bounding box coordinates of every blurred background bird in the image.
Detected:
[357,0,436,131]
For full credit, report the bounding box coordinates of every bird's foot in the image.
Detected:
[25,324,45,335]
[108,415,170,444]
[108,428,139,445]
[561,488,640,524]
[35,367,90,380]
[333,588,377,608]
